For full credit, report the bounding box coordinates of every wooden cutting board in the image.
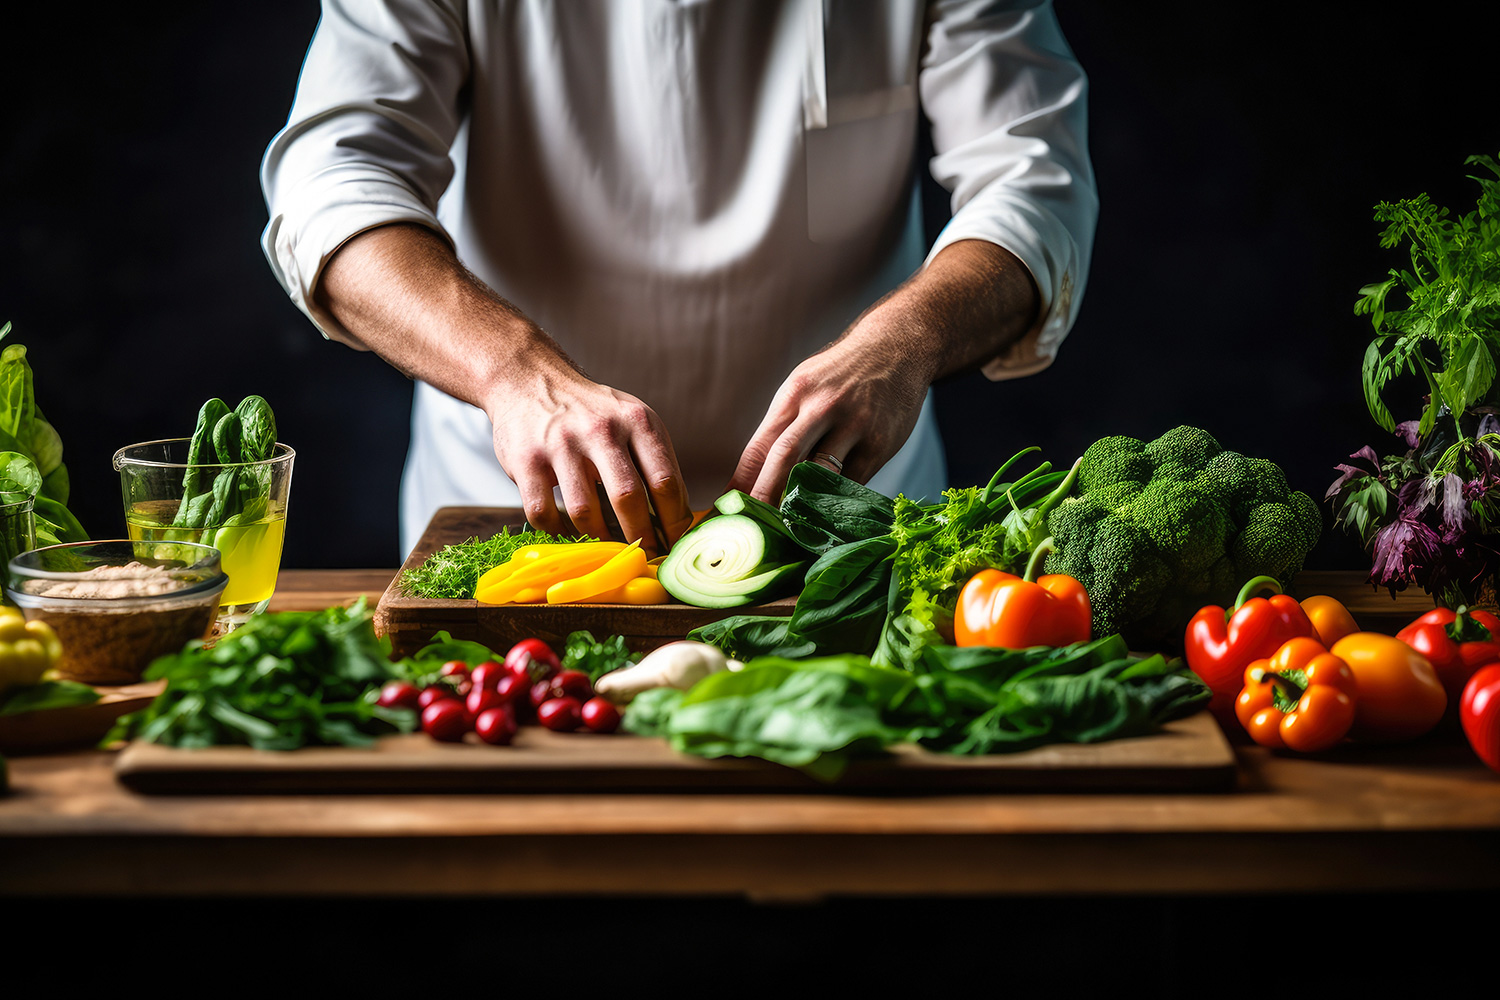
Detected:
[373,506,795,658]
[112,711,1235,794]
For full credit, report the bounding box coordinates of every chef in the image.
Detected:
[260,0,1096,559]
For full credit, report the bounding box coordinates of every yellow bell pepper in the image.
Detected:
[546,542,648,604]
[475,542,628,603]
[0,606,63,697]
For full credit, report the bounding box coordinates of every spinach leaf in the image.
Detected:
[235,395,277,462]
[176,397,230,518]
[0,324,87,541]
[778,461,896,554]
[687,615,818,660]
[786,535,895,653]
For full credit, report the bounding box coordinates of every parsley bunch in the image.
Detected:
[399,527,593,600]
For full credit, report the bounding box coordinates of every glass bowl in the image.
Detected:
[5,540,227,685]
[113,438,294,633]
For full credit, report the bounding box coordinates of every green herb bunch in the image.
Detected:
[107,600,414,750]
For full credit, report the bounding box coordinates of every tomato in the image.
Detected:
[421,699,470,742]
[439,660,471,678]
[504,638,560,682]
[1460,664,1500,772]
[580,697,621,734]
[550,669,593,702]
[466,685,507,724]
[537,697,582,732]
[1330,632,1446,742]
[377,681,420,710]
[470,660,505,692]
[417,686,456,710]
[475,706,519,746]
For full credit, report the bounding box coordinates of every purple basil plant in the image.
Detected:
[1328,414,1500,607]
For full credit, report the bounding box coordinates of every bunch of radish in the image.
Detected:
[376,638,622,745]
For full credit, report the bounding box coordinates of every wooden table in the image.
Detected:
[3,569,1499,900]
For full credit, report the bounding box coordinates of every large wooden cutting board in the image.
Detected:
[113,711,1235,794]
[373,507,795,658]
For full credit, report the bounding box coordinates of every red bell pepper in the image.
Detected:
[1396,606,1500,706]
[1185,575,1317,717]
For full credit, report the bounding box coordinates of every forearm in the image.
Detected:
[843,238,1041,385]
[312,222,571,415]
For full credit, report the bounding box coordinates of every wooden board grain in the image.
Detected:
[373,506,794,657]
[112,710,1235,795]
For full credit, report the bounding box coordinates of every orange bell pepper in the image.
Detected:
[1329,632,1446,742]
[954,543,1090,649]
[1234,636,1358,752]
[1300,595,1360,649]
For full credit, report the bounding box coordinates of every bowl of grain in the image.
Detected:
[5,540,227,685]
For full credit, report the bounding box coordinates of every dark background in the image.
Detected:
[3,1,1497,570]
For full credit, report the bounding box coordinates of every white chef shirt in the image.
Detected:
[260,0,1097,558]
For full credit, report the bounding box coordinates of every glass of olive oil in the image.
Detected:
[112,438,294,634]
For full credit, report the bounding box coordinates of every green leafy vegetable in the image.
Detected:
[0,321,87,546]
[106,599,414,750]
[399,527,592,600]
[172,395,278,537]
[559,630,640,683]
[0,679,99,716]
[625,637,1210,780]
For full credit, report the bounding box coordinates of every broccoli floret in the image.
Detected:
[1076,435,1152,493]
[1144,425,1222,473]
[1046,426,1321,651]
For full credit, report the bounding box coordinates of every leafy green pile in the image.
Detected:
[625,635,1209,781]
[172,396,279,540]
[1045,426,1321,648]
[0,321,88,547]
[106,600,414,750]
[399,527,593,599]
[0,679,98,716]
[689,452,1073,667]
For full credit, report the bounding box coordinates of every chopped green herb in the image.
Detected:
[399,528,595,600]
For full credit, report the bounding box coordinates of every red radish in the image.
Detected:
[550,669,593,702]
[504,638,559,682]
[581,697,621,734]
[466,685,506,723]
[475,706,518,745]
[417,686,455,710]
[470,660,505,692]
[439,660,471,678]
[421,700,469,742]
[537,697,582,732]
[377,681,420,710]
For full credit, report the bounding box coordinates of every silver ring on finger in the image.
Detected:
[811,451,844,474]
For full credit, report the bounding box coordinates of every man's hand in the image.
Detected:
[729,239,1042,503]
[314,223,692,555]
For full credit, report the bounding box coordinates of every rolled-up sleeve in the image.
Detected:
[260,0,470,345]
[920,0,1097,379]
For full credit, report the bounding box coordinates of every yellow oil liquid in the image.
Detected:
[126,500,287,607]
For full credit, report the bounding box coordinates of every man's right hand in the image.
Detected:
[482,362,692,556]
[314,222,692,556]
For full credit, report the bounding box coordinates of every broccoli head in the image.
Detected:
[1046,426,1321,650]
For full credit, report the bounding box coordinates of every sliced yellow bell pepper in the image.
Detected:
[576,575,670,605]
[476,542,627,604]
[546,542,648,604]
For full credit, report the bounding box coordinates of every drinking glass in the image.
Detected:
[0,492,36,605]
[112,438,294,633]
